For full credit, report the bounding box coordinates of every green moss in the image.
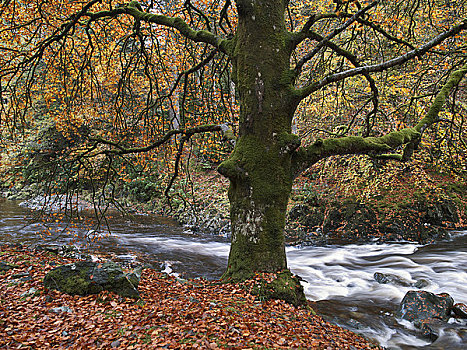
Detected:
[44,264,102,296]
[249,270,306,306]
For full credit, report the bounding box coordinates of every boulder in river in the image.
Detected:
[397,291,454,322]
[44,261,140,298]
[373,272,430,289]
[452,303,467,319]
[374,272,411,287]
[396,290,454,341]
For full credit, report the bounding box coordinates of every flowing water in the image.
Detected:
[1,198,466,349]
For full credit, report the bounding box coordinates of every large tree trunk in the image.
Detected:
[219,0,301,283]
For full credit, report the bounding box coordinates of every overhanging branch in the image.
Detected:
[295,19,467,100]
[294,1,377,75]
[90,124,223,156]
[87,1,233,55]
[292,62,467,176]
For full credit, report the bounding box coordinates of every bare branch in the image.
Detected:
[295,19,467,100]
[294,1,377,75]
[90,124,223,156]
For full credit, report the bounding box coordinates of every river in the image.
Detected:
[1,198,466,349]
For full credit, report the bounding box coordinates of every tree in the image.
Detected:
[1,0,467,304]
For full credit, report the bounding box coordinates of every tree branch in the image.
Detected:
[292,62,467,176]
[87,1,233,55]
[293,1,377,75]
[296,31,379,136]
[295,19,467,100]
[90,124,223,156]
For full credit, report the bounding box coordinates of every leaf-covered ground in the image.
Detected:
[0,245,381,349]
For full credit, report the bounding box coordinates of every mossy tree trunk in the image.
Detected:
[218,0,300,280]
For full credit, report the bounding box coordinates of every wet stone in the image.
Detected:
[374,272,411,287]
[452,303,467,319]
[397,290,454,322]
[413,279,430,289]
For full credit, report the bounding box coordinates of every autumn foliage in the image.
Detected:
[0,0,466,210]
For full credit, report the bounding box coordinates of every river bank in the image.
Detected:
[0,244,381,349]
[2,168,466,247]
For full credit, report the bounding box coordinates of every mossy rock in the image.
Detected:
[44,261,140,298]
[250,270,306,307]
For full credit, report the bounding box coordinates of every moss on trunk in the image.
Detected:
[218,0,300,292]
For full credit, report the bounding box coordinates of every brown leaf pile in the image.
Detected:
[0,245,381,349]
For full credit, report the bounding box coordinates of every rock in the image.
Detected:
[50,306,73,313]
[36,244,92,260]
[322,201,378,243]
[35,244,61,255]
[397,291,454,322]
[413,279,430,289]
[452,303,467,319]
[44,261,140,298]
[373,272,430,289]
[0,261,18,272]
[374,272,411,287]
[396,290,455,341]
[111,340,121,348]
[59,245,82,259]
[126,267,142,287]
[416,319,445,342]
[20,287,38,297]
[285,194,460,245]
[347,318,365,330]
[421,199,459,226]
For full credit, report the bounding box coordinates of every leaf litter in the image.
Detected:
[0,244,381,349]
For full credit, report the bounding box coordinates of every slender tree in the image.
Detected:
[1,0,466,303]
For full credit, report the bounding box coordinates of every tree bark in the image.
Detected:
[219,0,300,281]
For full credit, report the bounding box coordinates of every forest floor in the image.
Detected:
[0,244,381,349]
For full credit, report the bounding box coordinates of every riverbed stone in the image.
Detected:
[452,303,467,319]
[396,291,455,342]
[374,272,411,287]
[413,279,430,289]
[44,261,140,298]
[396,291,454,322]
